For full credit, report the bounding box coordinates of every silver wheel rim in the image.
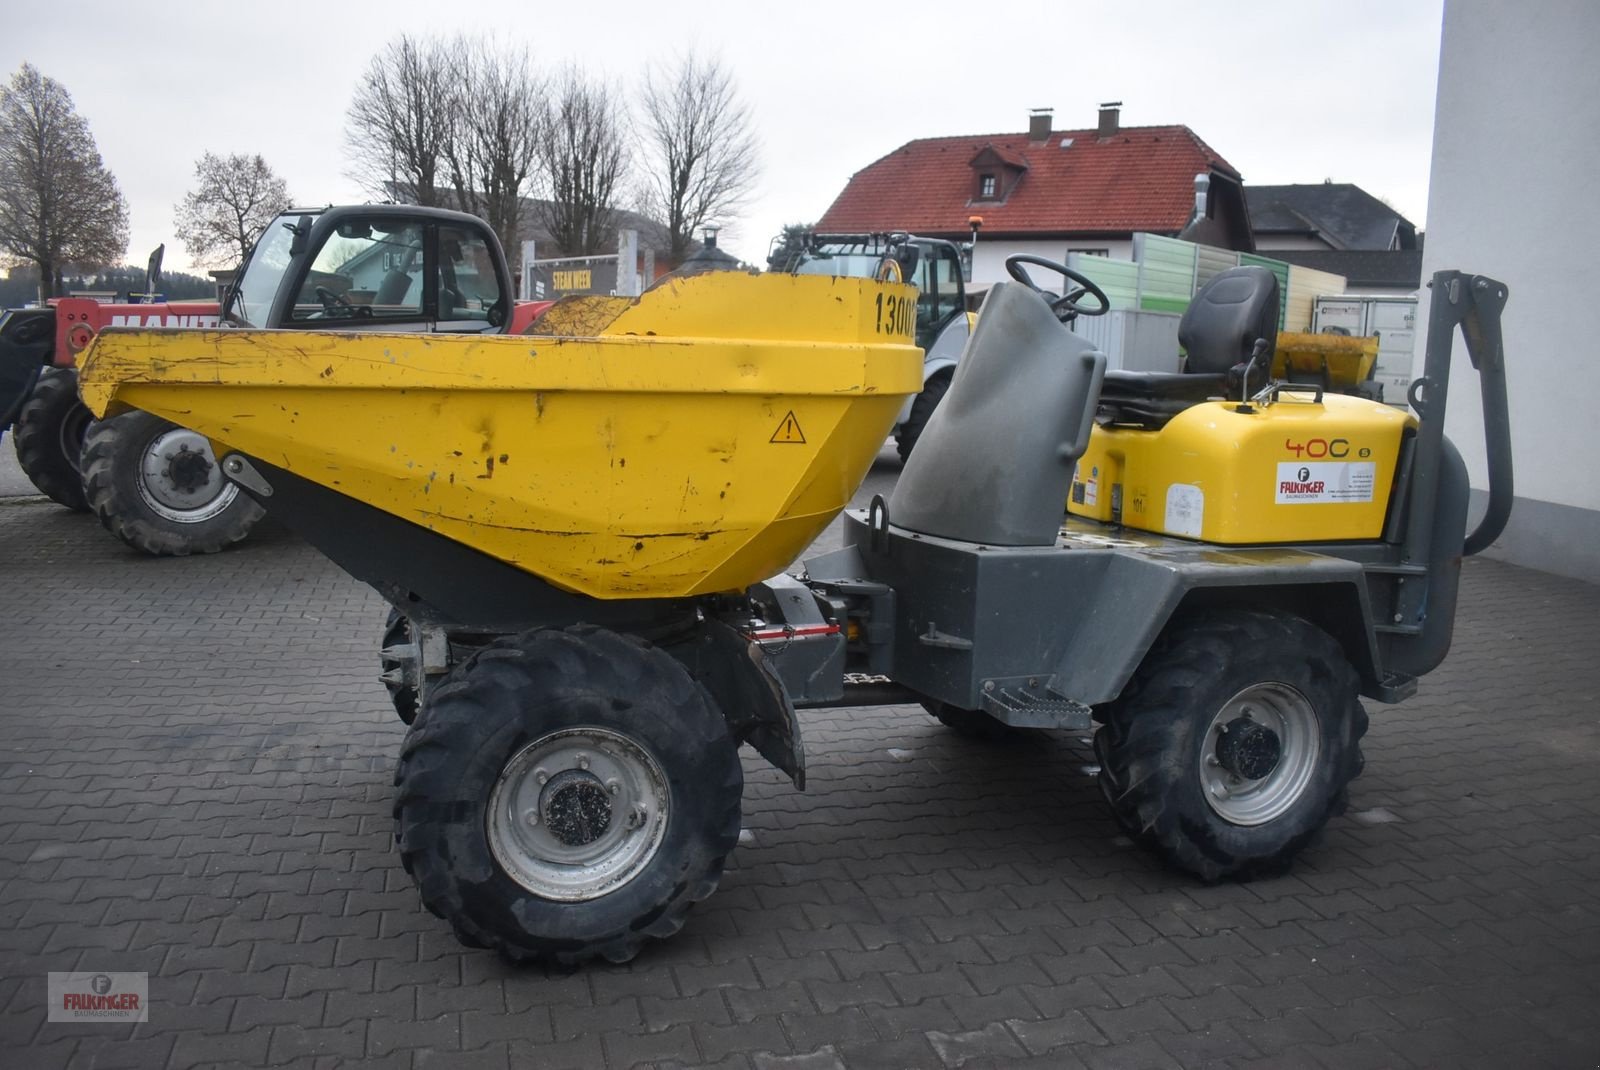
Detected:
[487,727,669,901]
[137,428,238,523]
[1199,682,1320,826]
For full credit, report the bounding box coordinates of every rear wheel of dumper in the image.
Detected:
[896,371,950,464]
[393,625,743,964]
[1094,609,1367,881]
[81,410,264,556]
[380,609,420,725]
[922,700,1020,741]
[13,368,91,512]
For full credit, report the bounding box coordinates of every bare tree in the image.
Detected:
[345,35,543,258]
[345,35,456,207]
[0,64,128,300]
[173,152,292,268]
[639,52,760,263]
[535,67,627,257]
[442,39,544,259]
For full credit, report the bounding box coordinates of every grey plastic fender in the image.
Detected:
[890,283,1105,546]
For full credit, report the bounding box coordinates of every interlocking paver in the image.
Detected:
[3,467,1600,1069]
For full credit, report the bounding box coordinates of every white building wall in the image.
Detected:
[1419,0,1600,581]
[969,239,1134,287]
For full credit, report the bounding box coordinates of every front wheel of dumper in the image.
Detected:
[81,410,264,556]
[1093,609,1367,881]
[393,625,744,964]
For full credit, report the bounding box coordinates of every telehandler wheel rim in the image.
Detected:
[1198,682,1320,827]
[487,727,670,902]
[136,427,239,524]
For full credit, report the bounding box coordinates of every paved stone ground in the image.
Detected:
[2,475,1599,1070]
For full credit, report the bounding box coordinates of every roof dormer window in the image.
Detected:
[978,174,997,199]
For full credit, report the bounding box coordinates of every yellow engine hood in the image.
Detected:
[78,271,923,599]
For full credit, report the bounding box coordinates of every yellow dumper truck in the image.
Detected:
[78,251,1512,964]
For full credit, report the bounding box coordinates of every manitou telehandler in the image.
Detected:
[0,204,548,555]
[76,252,1511,965]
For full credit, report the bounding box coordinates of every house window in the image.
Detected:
[979,174,997,198]
[1068,247,1110,258]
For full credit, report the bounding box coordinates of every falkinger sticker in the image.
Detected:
[48,972,148,1022]
[1275,461,1376,504]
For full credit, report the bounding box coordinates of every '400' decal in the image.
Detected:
[1284,437,1372,459]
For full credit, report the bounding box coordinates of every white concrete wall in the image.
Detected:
[969,239,1134,287]
[1418,0,1600,580]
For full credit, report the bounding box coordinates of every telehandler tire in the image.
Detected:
[380,609,420,726]
[1094,609,1367,881]
[393,625,743,964]
[81,410,264,556]
[896,372,950,464]
[12,368,91,512]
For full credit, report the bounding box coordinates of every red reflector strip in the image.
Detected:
[746,624,841,641]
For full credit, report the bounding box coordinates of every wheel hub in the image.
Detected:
[540,770,614,847]
[165,448,214,495]
[1214,718,1282,780]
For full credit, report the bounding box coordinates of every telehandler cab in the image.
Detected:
[76,253,1512,965]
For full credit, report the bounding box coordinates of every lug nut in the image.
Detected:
[577,754,590,771]
[535,768,549,785]
[523,809,540,827]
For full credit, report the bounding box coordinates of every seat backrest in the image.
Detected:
[1178,266,1280,375]
[889,282,1106,547]
[375,270,415,307]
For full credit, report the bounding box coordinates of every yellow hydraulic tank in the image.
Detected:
[1068,392,1417,543]
[77,271,924,599]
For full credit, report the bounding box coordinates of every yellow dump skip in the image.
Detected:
[78,272,923,599]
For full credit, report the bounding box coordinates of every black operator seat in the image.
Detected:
[1097,265,1281,428]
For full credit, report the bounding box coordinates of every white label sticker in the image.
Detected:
[1165,484,1204,537]
[1275,461,1376,504]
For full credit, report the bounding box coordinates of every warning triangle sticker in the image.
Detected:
[770,410,806,444]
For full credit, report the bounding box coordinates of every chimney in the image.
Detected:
[1192,173,1210,222]
[1097,101,1122,138]
[1028,107,1053,142]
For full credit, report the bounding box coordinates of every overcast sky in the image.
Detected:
[3,0,1445,274]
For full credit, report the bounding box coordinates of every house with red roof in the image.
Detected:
[815,105,1254,286]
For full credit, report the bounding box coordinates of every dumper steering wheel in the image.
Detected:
[1005,255,1110,323]
[313,285,371,320]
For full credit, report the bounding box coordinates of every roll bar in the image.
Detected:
[1403,271,1512,560]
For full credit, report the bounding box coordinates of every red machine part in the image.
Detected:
[51,297,222,368]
